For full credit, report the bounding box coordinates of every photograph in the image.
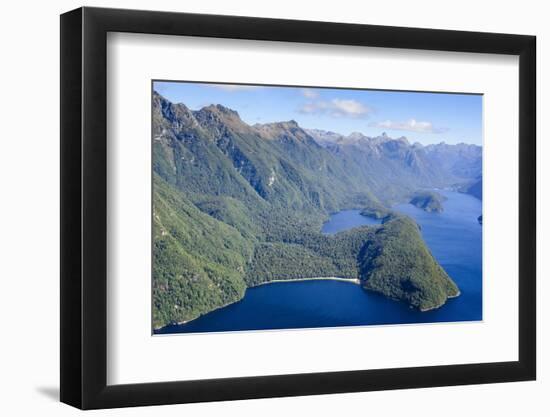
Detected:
[0,0,542,414]
[151,81,483,334]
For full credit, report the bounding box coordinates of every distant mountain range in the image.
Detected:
[152,92,479,329]
[307,128,482,200]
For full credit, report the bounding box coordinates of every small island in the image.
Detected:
[409,191,447,213]
[360,201,392,220]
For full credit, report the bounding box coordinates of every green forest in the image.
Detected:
[409,191,447,213]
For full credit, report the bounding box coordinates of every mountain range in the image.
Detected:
[306,129,482,200]
[152,92,480,329]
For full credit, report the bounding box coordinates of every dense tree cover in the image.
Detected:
[245,227,374,285]
[360,201,393,220]
[359,216,460,311]
[152,175,252,328]
[245,242,341,285]
[152,92,464,329]
[409,191,447,213]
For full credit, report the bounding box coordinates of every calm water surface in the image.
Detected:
[321,209,381,234]
[156,191,482,334]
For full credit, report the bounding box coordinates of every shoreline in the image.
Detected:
[419,290,461,312]
[155,276,362,330]
[155,281,461,330]
[252,276,361,287]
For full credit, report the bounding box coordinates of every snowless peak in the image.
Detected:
[254,120,310,142]
[205,104,241,118]
[276,120,300,129]
[257,120,300,130]
[397,136,410,144]
[348,132,367,140]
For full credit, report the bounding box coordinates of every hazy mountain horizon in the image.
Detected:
[153,81,483,146]
[157,92,482,148]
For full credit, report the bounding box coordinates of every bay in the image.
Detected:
[321,209,381,234]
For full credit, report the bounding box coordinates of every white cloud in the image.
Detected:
[301,88,319,99]
[369,119,448,134]
[299,98,371,118]
[208,84,260,92]
[331,99,371,117]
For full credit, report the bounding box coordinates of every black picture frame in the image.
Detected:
[60,6,536,410]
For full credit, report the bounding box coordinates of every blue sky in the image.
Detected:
[154,81,482,146]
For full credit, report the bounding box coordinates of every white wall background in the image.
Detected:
[0,0,545,415]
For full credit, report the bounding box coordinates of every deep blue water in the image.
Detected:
[156,191,482,334]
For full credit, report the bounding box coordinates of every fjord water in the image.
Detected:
[321,209,382,234]
[155,191,482,334]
